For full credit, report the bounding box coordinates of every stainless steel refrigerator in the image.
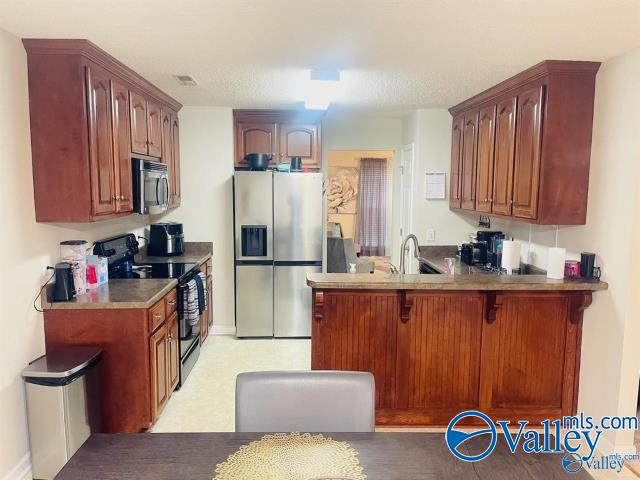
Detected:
[234,171,323,337]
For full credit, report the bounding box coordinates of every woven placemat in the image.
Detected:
[213,432,367,480]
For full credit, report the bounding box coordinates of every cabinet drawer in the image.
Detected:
[148,299,166,333]
[165,289,178,315]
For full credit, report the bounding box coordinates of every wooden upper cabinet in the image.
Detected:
[130,91,149,155]
[23,39,182,223]
[460,111,479,210]
[171,113,181,206]
[161,109,174,190]
[475,105,496,213]
[236,122,277,167]
[147,101,162,158]
[279,124,319,166]
[491,96,517,216]
[512,86,544,220]
[449,115,464,208]
[111,81,133,213]
[86,65,116,217]
[234,110,324,169]
[448,60,599,225]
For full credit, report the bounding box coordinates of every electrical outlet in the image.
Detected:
[426,228,436,242]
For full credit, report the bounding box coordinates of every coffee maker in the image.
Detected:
[476,230,505,269]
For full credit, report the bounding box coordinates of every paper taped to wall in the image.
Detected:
[425,171,446,199]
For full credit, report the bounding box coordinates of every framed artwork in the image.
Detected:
[327,166,359,214]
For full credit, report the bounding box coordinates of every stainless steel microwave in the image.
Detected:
[132,157,169,215]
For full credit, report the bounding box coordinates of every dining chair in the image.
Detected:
[235,370,375,432]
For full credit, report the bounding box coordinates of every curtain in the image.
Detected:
[356,158,387,256]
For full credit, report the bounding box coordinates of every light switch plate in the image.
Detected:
[426,228,435,242]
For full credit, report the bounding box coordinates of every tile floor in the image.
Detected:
[152,334,639,478]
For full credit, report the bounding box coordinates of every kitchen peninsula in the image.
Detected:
[307,273,607,426]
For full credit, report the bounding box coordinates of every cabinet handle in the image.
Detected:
[168,300,177,306]
[154,313,163,320]
[112,195,119,201]
[509,199,514,205]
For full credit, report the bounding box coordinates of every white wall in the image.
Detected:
[163,107,235,333]
[322,113,404,262]
[485,48,640,453]
[0,28,150,479]
[402,110,476,246]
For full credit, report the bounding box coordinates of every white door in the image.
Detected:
[400,144,415,273]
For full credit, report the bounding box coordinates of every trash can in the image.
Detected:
[22,346,102,480]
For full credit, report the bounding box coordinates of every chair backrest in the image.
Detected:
[235,371,375,432]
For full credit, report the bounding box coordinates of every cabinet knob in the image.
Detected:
[112,195,119,201]
[509,199,514,205]
[168,300,177,306]
[154,313,163,319]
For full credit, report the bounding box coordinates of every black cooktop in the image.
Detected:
[109,262,198,280]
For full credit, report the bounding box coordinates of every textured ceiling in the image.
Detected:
[0,0,639,114]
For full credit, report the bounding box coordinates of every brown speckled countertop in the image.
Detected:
[43,278,178,310]
[136,242,213,265]
[306,273,607,291]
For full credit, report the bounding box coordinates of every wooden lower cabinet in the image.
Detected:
[43,288,180,432]
[311,289,589,426]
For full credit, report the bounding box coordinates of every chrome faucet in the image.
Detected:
[399,234,420,274]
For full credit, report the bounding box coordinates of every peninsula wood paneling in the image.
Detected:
[311,290,399,409]
[311,288,590,427]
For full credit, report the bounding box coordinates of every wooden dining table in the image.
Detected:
[55,432,592,479]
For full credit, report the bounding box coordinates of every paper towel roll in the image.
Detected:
[501,240,521,274]
[547,247,566,279]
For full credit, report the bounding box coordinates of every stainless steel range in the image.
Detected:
[93,233,201,387]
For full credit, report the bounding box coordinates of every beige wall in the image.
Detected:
[0,28,150,479]
[163,106,235,333]
[326,150,394,252]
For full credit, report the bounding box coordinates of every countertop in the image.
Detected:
[306,273,608,291]
[43,278,178,310]
[136,241,213,265]
[44,242,213,310]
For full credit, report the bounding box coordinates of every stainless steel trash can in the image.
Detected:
[22,346,102,480]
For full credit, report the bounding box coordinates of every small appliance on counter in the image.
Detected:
[244,153,271,171]
[580,252,601,280]
[290,156,302,171]
[53,262,75,301]
[59,240,89,295]
[148,222,185,256]
[476,230,505,269]
[460,242,488,266]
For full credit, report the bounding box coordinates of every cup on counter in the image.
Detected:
[564,260,581,279]
[443,258,456,277]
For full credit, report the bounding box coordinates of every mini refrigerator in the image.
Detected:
[234,171,322,338]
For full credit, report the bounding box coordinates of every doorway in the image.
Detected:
[326,150,394,274]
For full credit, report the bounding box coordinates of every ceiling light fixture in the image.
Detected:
[304,69,342,110]
[175,75,199,86]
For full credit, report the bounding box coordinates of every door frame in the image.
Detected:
[400,143,415,273]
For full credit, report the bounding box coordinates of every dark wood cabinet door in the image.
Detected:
[279,123,319,167]
[111,81,133,213]
[236,122,277,167]
[460,111,479,210]
[147,100,162,158]
[396,293,483,421]
[129,91,148,155]
[475,105,496,213]
[160,109,174,201]
[149,324,169,421]
[449,115,464,208]
[492,97,517,216]
[513,86,544,219]
[171,113,181,206]
[167,312,179,392]
[311,291,399,411]
[86,65,116,217]
[207,275,213,329]
[479,293,576,420]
